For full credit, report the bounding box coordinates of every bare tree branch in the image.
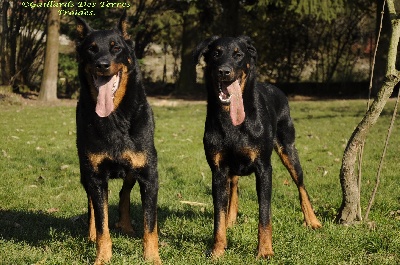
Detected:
[336,0,400,224]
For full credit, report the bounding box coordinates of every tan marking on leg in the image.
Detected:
[274,144,298,182]
[143,221,161,264]
[299,187,322,228]
[94,203,112,265]
[275,144,322,228]
[115,173,135,236]
[88,197,96,242]
[257,222,274,258]
[121,150,147,169]
[212,211,227,259]
[226,176,239,228]
[87,152,111,172]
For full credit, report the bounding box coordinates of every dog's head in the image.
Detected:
[75,11,134,117]
[194,36,257,126]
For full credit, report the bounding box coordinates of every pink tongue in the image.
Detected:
[226,80,245,126]
[94,75,118,117]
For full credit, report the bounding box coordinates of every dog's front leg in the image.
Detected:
[226,175,239,228]
[88,177,112,265]
[139,167,161,265]
[211,170,229,259]
[116,172,136,236]
[255,163,274,258]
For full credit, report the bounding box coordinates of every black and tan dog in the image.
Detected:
[75,13,161,265]
[194,36,322,259]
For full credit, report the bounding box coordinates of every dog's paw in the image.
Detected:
[115,221,135,236]
[256,248,274,259]
[211,244,226,260]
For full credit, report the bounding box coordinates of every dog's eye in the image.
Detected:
[87,45,98,53]
[234,52,243,59]
[213,50,221,59]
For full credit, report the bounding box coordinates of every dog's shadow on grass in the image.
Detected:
[0,204,214,249]
[0,209,87,245]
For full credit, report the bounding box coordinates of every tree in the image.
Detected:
[219,0,240,36]
[38,6,60,101]
[371,0,393,96]
[0,1,47,89]
[336,0,400,224]
[0,1,10,85]
[174,2,200,96]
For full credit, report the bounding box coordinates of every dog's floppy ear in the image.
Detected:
[75,16,92,41]
[237,35,257,62]
[193,36,220,65]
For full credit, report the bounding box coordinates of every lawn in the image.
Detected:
[0,97,400,264]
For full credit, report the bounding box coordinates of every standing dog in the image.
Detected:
[194,36,322,259]
[75,13,161,264]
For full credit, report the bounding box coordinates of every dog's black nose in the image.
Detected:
[96,61,110,71]
[218,66,232,77]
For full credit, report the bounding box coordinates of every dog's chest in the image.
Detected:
[205,128,264,174]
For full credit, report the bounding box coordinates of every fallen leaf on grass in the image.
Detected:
[180,201,207,207]
[283,179,290,186]
[60,164,69,170]
[47,208,59,213]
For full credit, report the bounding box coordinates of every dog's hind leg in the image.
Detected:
[115,172,136,236]
[226,175,239,228]
[275,118,322,229]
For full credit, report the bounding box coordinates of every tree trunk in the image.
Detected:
[372,0,393,96]
[38,6,60,101]
[175,3,199,96]
[1,1,10,85]
[336,0,400,224]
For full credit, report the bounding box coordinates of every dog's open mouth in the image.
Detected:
[218,79,245,126]
[219,81,234,104]
[92,71,121,117]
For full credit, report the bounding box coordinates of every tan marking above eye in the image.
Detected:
[110,41,115,46]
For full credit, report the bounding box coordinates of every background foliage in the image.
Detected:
[0,0,377,96]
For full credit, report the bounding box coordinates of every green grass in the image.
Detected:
[1,98,400,264]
